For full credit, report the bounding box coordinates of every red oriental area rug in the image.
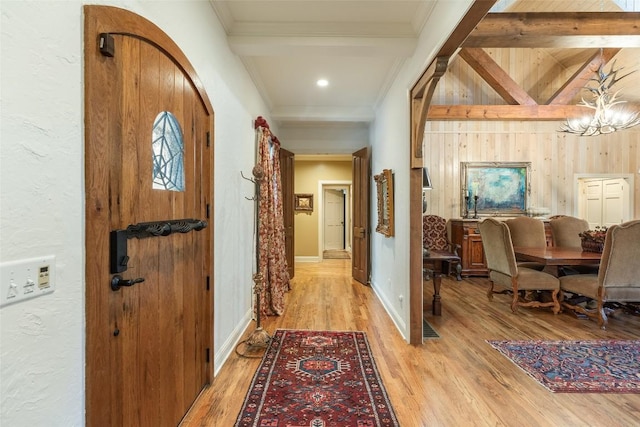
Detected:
[488,339,640,393]
[235,329,399,427]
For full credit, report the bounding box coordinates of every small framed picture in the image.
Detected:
[294,193,314,212]
[374,169,394,237]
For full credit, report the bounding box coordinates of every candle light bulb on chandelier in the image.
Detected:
[559,59,640,136]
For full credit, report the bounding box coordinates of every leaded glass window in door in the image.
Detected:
[152,111,185,191]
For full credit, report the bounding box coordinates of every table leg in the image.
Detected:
[543,265,560,277]
[432,274,442,316]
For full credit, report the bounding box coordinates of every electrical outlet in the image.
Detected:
[1,255,55,307]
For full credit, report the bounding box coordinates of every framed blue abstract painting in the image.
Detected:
[460,162,530,217]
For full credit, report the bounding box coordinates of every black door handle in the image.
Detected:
[111,275,145,291]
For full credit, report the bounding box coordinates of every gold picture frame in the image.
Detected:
[374,169,394,237]
[294,193,314,212]
[460,161,531,217]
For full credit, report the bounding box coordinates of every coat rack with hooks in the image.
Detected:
[236,117,275,357]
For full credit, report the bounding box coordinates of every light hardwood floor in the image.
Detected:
[181,259,640,426]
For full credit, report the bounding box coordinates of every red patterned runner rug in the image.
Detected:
[235,329,399,426]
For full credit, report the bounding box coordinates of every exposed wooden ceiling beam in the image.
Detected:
[434,0,499,58]
[547,48,621,105]
[427,104,592,121]
[424,14,637,121]
[464,12,640,48]
[410,0,496,168]
[430,48,624,120]
[459,48,537,105]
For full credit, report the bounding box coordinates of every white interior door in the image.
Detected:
[603,178,628,227]
[578,177,631,228]
[584,180,603,229]
[324,189,345,250]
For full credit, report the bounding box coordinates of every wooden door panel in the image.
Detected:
[122,240,161,426]
[584,180,603,228]
[85,6,213,427]
[468,236,486,269]
[120,39,184,424]
[603,179,626,226]
[352,147,370,284]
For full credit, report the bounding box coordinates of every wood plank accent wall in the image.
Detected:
[424,121,639,219]
[423,49,639,220]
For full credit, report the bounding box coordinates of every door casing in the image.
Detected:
[575,173,634,226]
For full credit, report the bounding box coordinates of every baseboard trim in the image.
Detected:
[295,256,321,263]
[213,310,252,376]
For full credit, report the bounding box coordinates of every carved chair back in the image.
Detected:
[422,215,449,251]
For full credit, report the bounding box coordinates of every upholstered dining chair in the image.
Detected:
[550,215,589,248]
[559,219,640,329]
[505,216,547,271]
[422,214,462,280]
[479,218,561,314]
[550,215,598,275]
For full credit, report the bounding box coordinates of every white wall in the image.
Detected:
[0,1,268,425]
[369,0,474,340]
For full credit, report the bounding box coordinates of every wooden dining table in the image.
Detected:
[513,246,602,277]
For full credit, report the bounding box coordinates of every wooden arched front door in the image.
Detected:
[84,6,214,426]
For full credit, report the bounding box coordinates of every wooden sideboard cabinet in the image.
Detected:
[450,218,553,277]
[450,219,488,277]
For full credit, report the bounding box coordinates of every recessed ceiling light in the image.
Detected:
[316,79,329,87]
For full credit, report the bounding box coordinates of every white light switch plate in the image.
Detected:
[1,255,56,307]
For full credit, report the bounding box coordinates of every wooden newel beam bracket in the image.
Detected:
[411,56,449,168]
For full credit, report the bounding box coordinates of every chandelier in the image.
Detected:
[559,60,640,136]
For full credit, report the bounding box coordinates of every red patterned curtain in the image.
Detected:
[255,119,290,316]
